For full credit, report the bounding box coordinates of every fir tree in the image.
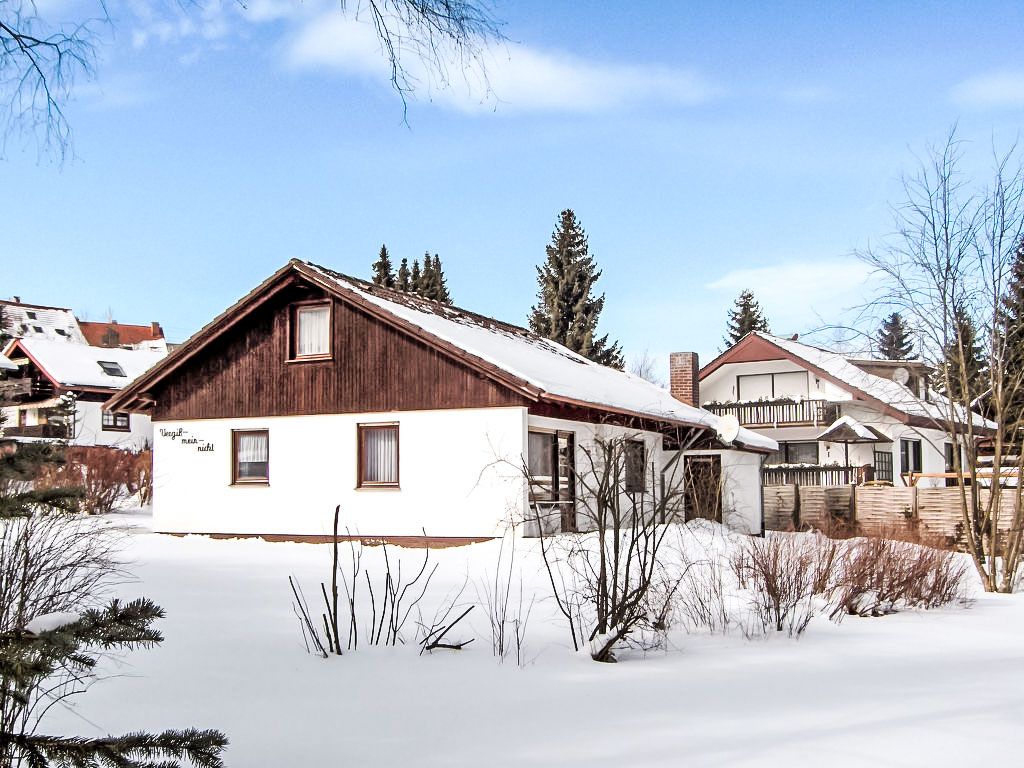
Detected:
[999,237,1024,428]
[528,209,624,369]
[397,258,411,292]
[942,306,987,404]
[0,436,228,767]
[724,290,770,347]
[428,254,452,304]
[410,259,422,294]
[371,244,396,288]
[876,312,916,359]
[418,252,437,299]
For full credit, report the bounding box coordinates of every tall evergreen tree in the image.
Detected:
[371,244,396,288]
[942,306,987,404]
[397,258,411,292]
[528,209,624,368]
[876,312,916,359]
[724,289,770,346]
[428,254,452,304]
[999,237,1024,428]
[418,252,437,299]
[0,438,228,767]
[410,259,422,294]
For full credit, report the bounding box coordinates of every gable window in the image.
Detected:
[291,303,331,359]
[101,410,130,432]
[737,371,808,400]
[97,360,126,377]
[358,424,399,487]
[900,438,923,475]
[26,311,36,320]
[624,439,646,492]
[233,430,269,484]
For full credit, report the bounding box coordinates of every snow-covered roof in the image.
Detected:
[816,415,892,443]
[6,338,167,390]
[0,353,15,372]
[0,300,86,344]
[303,263,776,452]
[753,332,994,430]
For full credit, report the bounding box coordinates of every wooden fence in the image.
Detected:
[763,483,1021,546]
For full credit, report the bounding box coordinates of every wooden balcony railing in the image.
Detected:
[705,399,841,427]
[2,424,69,439]
[763,465,860,486]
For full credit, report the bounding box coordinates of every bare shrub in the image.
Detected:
[478,535,534,665]
[126,450,153,506]
[731,533,841,637]
[34,446,142,514]
[829,534,968,618]
[0,515,124,737]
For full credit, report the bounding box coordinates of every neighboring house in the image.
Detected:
[105,260,775,540]
[0,298,87,344]
[695,332,994,489]
[79,320,170,353]
[1,338,166,450]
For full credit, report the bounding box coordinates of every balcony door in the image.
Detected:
[528,430,576,532]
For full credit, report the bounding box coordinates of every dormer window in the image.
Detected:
[290,302,331,360]
[97,361,126,377]
[26,311,36,320]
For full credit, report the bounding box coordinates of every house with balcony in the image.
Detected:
[684,332,994,488]
[1,338,166,450]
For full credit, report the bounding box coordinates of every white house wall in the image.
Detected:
[152,407,528,538]
[700,359,851,404]
[73,400,153,450]
[681,449,764,534]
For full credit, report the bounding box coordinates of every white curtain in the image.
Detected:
[237,432,268,479]
[364,428,397,483]
[297,306,329,356]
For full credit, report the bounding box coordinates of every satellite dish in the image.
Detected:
[892,367,910,386]
[717,414,740,445]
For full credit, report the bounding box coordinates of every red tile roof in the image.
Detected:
[79,321,164,347]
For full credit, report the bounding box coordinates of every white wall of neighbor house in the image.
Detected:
[700,361,850,404]
[151,407,528,538]
[525,415,675,532]
[73,401,153,450]
[843,402,952,488]
[680,449,764,534]
[1,401,152,451]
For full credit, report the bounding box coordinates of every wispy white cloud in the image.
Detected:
[950,70,1024,108]
[707,258,874,335]
[285,12,721,113]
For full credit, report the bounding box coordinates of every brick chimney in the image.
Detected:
[669,352,700,407]
[151,322,164,338]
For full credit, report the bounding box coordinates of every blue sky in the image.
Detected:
[4,0,1024,372]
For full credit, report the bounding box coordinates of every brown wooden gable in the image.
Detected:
[148,281,528,421]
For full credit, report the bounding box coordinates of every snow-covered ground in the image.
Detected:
[41,510,1024,767]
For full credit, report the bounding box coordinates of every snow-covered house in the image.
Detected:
[695,332,994,488]
[0,298,87,344]
[105,260,775,541]
[1,338,166,450]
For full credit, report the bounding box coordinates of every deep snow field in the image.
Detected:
[41,510,1024,767]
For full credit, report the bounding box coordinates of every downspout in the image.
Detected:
[758,451,766,537]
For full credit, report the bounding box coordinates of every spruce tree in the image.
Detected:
[397,258,411,292]
[410,259,422,294]
[724,290,770,347]
[429,254,452,304]
[371,244,395,288]
[876,312,916,359]
[0,436,228,767]
[999,237,1024,429]
[418,252,436,299]
[942,306,987,404]
[529,209,624,369]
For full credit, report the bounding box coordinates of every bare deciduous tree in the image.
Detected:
[858,128,1024,592]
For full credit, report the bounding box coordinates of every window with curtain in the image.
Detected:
[293,304,330,358]
[101,410,130,431]
[233,430,269,483]
[359,424,399,486]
